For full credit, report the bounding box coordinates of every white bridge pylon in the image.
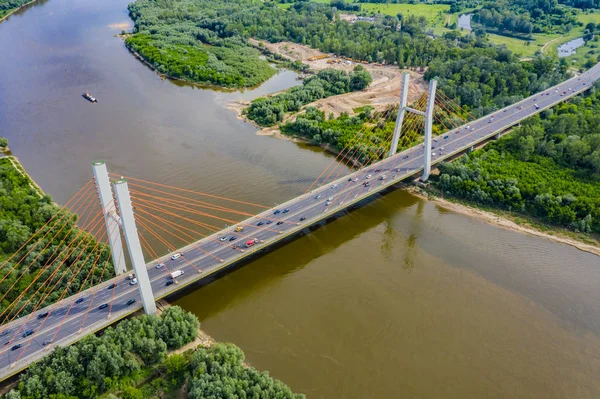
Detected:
[388,73,437,181]
[93,161,157,315]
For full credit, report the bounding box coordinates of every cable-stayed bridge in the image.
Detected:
[0,63,599,380]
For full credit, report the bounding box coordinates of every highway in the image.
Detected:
[1,62,599,380]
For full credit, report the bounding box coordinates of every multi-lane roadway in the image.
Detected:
[1,62,599,380]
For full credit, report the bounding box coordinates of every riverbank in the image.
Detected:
[408,185,600,257]
[3,155,45,198]
[0,0,38,23]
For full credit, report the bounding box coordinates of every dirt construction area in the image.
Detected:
[236,40,427,122]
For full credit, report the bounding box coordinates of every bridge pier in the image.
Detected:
[113,178,157,315]
[92,161,127,275]
[421,79,437,181]
[388,72,411,157]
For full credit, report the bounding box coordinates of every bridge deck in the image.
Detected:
[1,63,599,380]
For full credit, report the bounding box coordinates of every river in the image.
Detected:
[1,0,600,397]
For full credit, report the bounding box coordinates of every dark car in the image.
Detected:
[11,344,22,351]
[283,209,290,214]
[99,303,109,310]
[4,341,10,346]
[22,330,34,338]
[0,329,10,337]
[42,340,52,346]
[165,280,174,286]
[257,221,264,226]
[37,312,49,319]
[300,217,306,221]
[266,220,273,225]
[107,283,116,290]
[126,299,136,306]
[375,169,381,172]
[273,210,281,215]
[229,236,236,241]
[348,177,353,181]
[75,297,85,304]
[276,221,284,225]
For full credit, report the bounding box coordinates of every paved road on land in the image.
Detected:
[1,62,599,379]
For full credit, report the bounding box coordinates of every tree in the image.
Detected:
[0,137,8,148]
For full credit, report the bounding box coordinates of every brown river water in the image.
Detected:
[1,0,599,397]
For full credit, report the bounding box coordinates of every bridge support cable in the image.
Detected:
[131,195,291,234]
[436,89,477,122]
[0,217,108,361]
[10,223,112,362]
[0,211,106,333]
[0,186,100,323]
[330,113,406,183]
[92,160,126,276]
[78,220,121,331]
[0,179,94,275]
[0,181,96,293]
[134,207,244,255]
[113,178,157,315]
[134,216,215,270]
[389,72,411,157]
[109,174,269,210]
[50,218,123,344]
[422,79,437,181]
[320,105,400,184]
[316,104,411,188]
[128,187,258,220]
[303,103,396,194]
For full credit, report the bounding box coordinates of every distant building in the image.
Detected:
[351,16,376,24]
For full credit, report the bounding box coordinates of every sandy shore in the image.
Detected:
[408,186,600,257]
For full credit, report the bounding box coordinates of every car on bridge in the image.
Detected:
[156,263,164,269]
[283,209,290,213]
[11,344,22,351]
[99,304,109,310]
[130,278,138,285]
[219,236,228,241]
[0,330,9,337]
[246,238,258,248]
[276,221,284,225]
[107,283,117,290]
[257,221,264,226]
[235,226,244,232]
[126,299,136,306]
[22,330,34,338]
[37,312,49,319]
[42,340,52,346]
[75,297,85,304]
[273,210,281,215]
[229,236,236,241]
[171,253,181,260]
[165,280,174,286]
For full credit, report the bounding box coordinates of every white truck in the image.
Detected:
[170,270,184,279]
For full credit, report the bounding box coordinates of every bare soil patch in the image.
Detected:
[231,40,427,137]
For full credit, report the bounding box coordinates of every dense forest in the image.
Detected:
[3,307,303,399]
[433,88,600,234]
[473,0,579,34]
[246,66,372,126]
[0,0,30,18]
[0,157,113,323]
[126,0,568,102]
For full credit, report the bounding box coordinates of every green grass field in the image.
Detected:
[361,3,449,25]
